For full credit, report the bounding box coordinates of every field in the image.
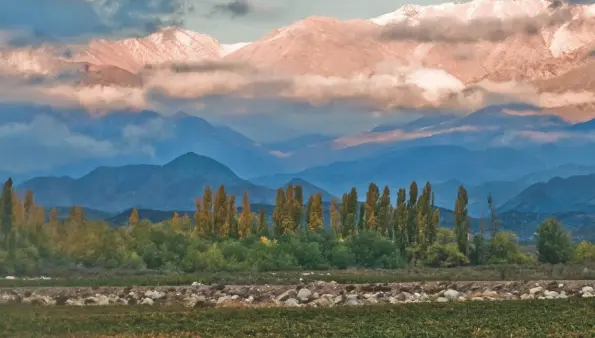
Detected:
[3,264,595,288]
[2,299,595,337]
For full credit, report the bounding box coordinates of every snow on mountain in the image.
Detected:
[220,42,251,56]
[71,27,223,73]
[371,0,554,25]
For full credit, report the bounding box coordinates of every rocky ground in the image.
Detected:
[1,280,594,308]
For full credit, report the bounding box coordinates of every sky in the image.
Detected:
[184,0,447,42]
[0,0,447,44]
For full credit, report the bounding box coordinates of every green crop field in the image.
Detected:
[2,299,595,337]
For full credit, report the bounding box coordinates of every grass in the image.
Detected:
[2,264,595,288]
[2,299,595,337]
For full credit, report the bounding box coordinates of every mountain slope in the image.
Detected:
[16,153,276,212]
[260,145,547,196]
[0,105,283,178]
[4,0,595,119]
[499,174,595,213]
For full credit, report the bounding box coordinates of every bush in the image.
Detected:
[536,219,573,264]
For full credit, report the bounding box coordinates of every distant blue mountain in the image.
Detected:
[17,152,276,212]
[0,103,284,179]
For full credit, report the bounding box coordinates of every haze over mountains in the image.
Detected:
[3,0,595,238]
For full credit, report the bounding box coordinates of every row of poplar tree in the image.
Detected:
[124,180,487,258]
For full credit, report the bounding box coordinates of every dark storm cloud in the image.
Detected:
[211,0,253,17]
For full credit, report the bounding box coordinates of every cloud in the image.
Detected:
[211,0,253,17]
[0,114,119,172]
[0,0,193,45]
[378,8,574,43]
[332,125,481,149]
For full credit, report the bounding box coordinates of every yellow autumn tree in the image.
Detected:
[238,192,252,238]
[307,193,323,232]
[129,208,139,226]
[171,212,180,233]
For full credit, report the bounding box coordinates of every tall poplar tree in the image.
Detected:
[0,178,13,239]
[378,186,392,236]
[330,197,341,235]
[194,197,202,236]
[258,208,268,236]
[129,208,139,226]
[238,192,252,238]
[294,184,304,228]
[364,183,379,231]
[213,185,228,236]
[394,188,408,249]
[487,193,499,237]
[308,193,323,232]
[201,186,213,236]
[407,181,419,245]
[273,188,286,237]
[284,184,296,233]
[225,195,237,238]
[454,185,469,256]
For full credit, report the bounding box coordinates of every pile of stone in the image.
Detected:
[1,280,593,308]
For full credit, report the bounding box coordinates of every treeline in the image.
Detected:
[0,177,593,275]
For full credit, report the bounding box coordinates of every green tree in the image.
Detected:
[487,193,499,237]
[536,218,572,264]
[393,188,408,248]
[357,203,365,231]
[273,188,286,237]
[454,185,469,257]
[574,240,595,263]
[364,183,379,231]
[377,186,392,236]
[257,208,268,236]
[0,178,14,240]
[330,197,341,235]
[406,181,418,245]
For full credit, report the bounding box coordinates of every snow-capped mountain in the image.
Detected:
[2,0,595,120]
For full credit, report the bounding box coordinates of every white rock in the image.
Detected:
[217,296,232,304]
[345,298,361,306]
[520,294,534,300]
[297,288,313,302]
[582,292,594,298]
[191,282,201,286]
[140,298,154,306]
[436,297,448,303]
[444,289,459,300]
[471,297,484,301]
[529,287,543,295]
[66,299,84,306]
[544,290,559,298]
[97,295,109,306]
[285,298,301,307]
[5,276,15,280]
[581,286,594,294]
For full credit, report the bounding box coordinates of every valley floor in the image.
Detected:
[3,264,595,288]
[3,299,595,337]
